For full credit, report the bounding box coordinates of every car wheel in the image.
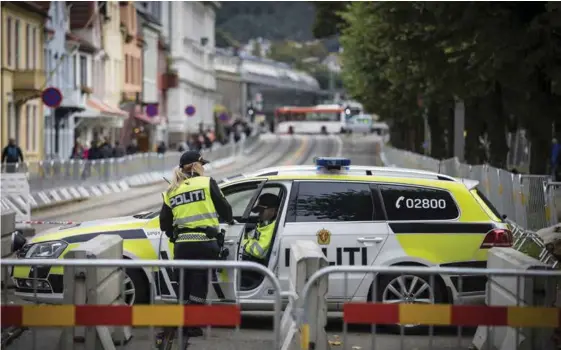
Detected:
[124,268,150,305]
[371,273,446,334]
[320,126,327,135]
[288,126,294,134]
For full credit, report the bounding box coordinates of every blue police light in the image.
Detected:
[315,157,351,170]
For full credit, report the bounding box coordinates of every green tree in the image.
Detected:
[328,1,561,173]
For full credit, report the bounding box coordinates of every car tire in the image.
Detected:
[288,126,294,134]
[320,126,327,135]
[124,267,150,305]
[370,272,446,335]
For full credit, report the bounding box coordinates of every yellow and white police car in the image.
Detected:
[12,157,511,330]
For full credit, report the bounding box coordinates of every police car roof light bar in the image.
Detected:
[315,157,351,171]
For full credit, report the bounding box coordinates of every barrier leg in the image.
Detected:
[59,235,131,350]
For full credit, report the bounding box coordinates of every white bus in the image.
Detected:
[275,104,362,134]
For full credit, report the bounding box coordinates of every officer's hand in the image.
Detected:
[228,220,238,225]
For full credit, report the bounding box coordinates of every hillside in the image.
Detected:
[216,2,316,44]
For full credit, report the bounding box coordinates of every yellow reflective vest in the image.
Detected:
[242,220,275,259]
[162,176,219,243]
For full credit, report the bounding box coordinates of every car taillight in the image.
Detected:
[480,229,513,248]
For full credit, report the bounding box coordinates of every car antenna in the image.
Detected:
[163,177,170,184]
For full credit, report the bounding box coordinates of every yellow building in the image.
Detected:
[1,2,48,162]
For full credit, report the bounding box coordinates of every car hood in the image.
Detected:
[29,215,153,244]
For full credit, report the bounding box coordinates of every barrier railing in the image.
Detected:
[0,142,241,193]
[298,261,561,350]
[1,257,282,349]
[382,145,558,230]
[0,135,260,215]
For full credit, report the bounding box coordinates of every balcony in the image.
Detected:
[13,69,46,103]
[59,87,86,110]
[13,69,45,92]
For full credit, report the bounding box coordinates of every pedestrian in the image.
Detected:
[158,150,233,345]
[70,141,83,159]
[157,141,167,154]
[1,138,24,173]
[113,141,126,158]
[126,139,138,155]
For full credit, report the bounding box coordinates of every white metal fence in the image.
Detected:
[1,135,260,194]
[382,145,559,231]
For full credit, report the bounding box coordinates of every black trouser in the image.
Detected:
[173,240,220,306]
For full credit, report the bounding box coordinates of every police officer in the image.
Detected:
[241,194,279,288]
[242,193,279,262]
[159,150,233,339]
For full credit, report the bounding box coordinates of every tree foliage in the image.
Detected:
[326,1,561,173]
[216,2,317,43]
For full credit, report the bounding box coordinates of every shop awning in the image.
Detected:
[77,95,128,118]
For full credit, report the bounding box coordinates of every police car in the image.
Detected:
[11,157,511,331]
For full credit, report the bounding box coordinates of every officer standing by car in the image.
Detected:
[159,150,233,341]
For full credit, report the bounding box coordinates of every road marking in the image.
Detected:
[282,136,309,166]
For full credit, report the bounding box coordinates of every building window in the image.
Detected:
[32,27,37,69]
[80,55,88,87]
[7,102,15,140]
[74,55,79,87]
[25,105,31,151]
[125,54,128,83]
[15,19,20,69]
[31,106,37,152]
[6,17,13,66]
[26,24,31,68]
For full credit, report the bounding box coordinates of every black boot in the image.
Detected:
[185,327,203,337]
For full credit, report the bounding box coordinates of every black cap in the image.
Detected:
[251,193,279,213]
[179,151,209,167]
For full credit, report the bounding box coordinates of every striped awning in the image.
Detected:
[77,95,128,118]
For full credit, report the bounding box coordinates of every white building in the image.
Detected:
[167,1,218,145]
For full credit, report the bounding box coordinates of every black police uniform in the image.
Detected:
[159,151,233,337]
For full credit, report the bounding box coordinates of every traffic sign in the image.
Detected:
[42,87,63,108]
[146,104,158,117]
[185,105,196,117]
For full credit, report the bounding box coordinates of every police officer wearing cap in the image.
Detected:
[241,193,279,263]
[159,150,233,339]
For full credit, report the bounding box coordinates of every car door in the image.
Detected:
[156,179,267,301]
[278,180,389,299]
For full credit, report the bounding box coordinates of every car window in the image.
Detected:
[222,182,262,219]
[248,186,283,219]
[379,184,459,221]
[289,181,374,222]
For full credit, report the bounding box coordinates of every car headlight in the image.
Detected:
[24,241,68,259]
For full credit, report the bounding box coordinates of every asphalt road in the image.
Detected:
[3,134,475,350]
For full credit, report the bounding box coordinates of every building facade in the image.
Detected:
[119,1,144,148]
[70,1,126,146]
[167,1,219,145]
[101,1,123,112]
[1,2,48,161]
[134,1,163,151]
[41,1,86,159]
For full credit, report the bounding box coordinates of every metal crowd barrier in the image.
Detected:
[382,145,559,230]
[298,264,561,350]
[1,258,282,350]
[0,140,255,194]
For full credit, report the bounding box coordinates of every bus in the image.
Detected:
[274,103,362,134]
